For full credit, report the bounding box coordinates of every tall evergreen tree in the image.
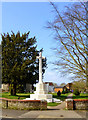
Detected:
[1,31,47,95]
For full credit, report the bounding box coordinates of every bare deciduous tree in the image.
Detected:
[72,80,86,93]
[47,2,88,86]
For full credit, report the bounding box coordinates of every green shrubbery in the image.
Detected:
[62,88,69,94]
[73,89,80,96]
[62,90,66,94]
[57,90,61,96]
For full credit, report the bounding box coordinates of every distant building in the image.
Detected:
[24,83,33,93]
[1,83,33,93]
[54,86,66,93]
[65,83,72,91]
[44,82,55,93]
[54,83,73,93]
[1,84,9,92]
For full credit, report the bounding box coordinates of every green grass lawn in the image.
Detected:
[73,93,88,99]
[47,102,61,106]
[1,92,70,101]
[0,92,32,99]
[52,93,70,101]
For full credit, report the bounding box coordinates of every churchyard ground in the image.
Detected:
[1,92,70,100]
[1,92,88,107]
[0,92,31,99]
[47,102,61,106]
[73,93,88,99]
[1,92,88,100]
[52,92,71,101]
[0,92,69,106]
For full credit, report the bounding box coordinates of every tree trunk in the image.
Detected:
[10,84,13,95]
[32,84,34,93]
[10,84,16,96]
[13,84,16,96]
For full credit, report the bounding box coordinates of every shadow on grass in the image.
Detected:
[1,92,30,99]
[17,95,30,97]
[73,95,88,99]
[47,102,61,106]
[17,95,30,99]
[52,94,69,101]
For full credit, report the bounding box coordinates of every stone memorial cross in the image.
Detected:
[36,50,45,83]
[26,49,53,102]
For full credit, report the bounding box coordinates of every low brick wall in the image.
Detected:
[74,99,88,110]
[0,98,47,110]
[66,99,88,110]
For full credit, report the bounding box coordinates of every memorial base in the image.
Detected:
[27,82,53,102]
[30,94,52,100]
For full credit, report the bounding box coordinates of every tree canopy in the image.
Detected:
[1,31,47,95]
[47,2,88,86]
[72,80,86,93]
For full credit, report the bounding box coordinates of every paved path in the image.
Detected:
[2,108,86,119]
[47,101,66,110]
[47,93,73,110]
[66,93,73,99]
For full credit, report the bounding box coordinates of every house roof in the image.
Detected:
[44,82,54,86]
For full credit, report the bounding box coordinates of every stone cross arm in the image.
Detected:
[36,51,45,83]
[36,56,45,59]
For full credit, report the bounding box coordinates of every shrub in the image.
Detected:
[65,88,69,93]
[34,87,36,91]
[62,88,69,94]
[57,90,61,96]
[73,89,80,96]
[62,90,66,94]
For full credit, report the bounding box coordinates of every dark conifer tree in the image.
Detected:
[1,31,47,95]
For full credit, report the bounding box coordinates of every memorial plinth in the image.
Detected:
[30,82,52,100]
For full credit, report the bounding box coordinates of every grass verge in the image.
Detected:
[52,93,71,101]
[0,92,32,99]
[73,93,88,99]
[1,92,71,101]
[47,102,61,106]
